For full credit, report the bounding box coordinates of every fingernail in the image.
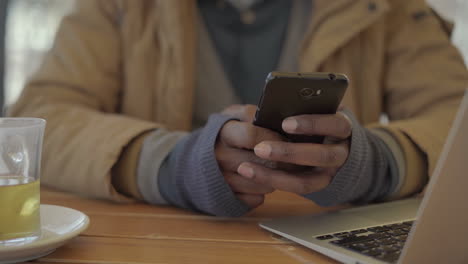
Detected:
[254,143,271,157]
[238,164,255,179]
[282,118,298,132]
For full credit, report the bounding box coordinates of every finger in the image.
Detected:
[222,104,257,123]
[237,162,333,194]
[220,121,283,150]
[254,141,349,167]
[216,145,277,172]
[282,113,352,140]
[225,172,275,194]
[236,193,265,208]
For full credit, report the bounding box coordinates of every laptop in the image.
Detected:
[260,91,468,264]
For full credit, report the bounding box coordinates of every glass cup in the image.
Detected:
[0,118,46,246]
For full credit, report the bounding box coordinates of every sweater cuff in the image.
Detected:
[137,129,188,205]
[303,110,390,206]
[369,128,407,199]
[374,127,428,199]
[161,113,251,217]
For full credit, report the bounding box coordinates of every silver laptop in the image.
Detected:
[260,91,468,264]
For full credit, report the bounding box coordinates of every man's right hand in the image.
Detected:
[217,105,284,209]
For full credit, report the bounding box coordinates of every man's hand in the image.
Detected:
[217,105,284,208]
[237,113,352,195]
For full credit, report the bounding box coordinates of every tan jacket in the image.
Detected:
[11,0,468,202]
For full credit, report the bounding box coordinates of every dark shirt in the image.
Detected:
[198,0,292,104]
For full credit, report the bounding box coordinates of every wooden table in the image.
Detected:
[28,187,343,264]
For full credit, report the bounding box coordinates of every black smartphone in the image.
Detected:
[253,72,348,143]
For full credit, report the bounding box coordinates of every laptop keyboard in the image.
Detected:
[315,221,414,263]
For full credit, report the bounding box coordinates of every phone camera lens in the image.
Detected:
[299,88,315,99]
[329,74,336,80]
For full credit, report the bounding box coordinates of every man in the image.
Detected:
[11,0,468,216]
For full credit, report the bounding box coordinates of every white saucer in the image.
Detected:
[0,204,89,264]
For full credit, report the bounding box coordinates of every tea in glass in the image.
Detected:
[0,118,45,246]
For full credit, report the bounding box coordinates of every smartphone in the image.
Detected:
[253,72,348,143]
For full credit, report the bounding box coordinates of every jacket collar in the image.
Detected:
[300,0,390,70]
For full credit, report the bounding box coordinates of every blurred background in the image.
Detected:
[0,0,466,115]
[1,0,74,113]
